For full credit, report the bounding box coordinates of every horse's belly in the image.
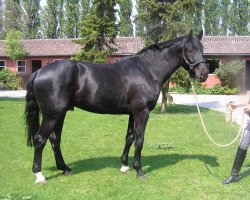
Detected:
[74,96,131,114]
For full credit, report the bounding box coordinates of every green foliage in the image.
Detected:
[74,0,118,63]
[119,0,133,37]
[193,81,240,95]
[170,68,191,93]
[214,60,244,89]
[0,69,22,90]
[204,0,220,35]
[170,82,240,95]
[40,0,62,38]
[22,0,41,39]
[1,0,23,38]
[65,0,80,38]
[3,29,26,60]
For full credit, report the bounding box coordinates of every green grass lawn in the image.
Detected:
[0,98,250,200]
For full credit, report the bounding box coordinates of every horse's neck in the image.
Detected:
[142,45,182,86]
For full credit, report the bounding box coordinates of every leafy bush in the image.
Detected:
[169,81,240,95]
[0,69,22,90]
[214,60,244,88]
[170,68,191,92]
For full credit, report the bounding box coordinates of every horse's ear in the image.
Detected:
[187,29,193,39]
[197,30,203,40]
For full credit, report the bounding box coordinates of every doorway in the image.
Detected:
[245,60,250,91]
[32,60,42,73]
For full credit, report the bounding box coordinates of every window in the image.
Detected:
[0,60,6,70]
[16,60,26,73]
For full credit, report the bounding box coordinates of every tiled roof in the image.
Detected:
[202,36,250,56]
[0,36,250,57]
[0,39,82,57]
[0,37,144,57]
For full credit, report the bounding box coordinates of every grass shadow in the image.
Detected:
[46,153,218,179]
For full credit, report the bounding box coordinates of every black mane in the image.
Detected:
[137,36,184,55]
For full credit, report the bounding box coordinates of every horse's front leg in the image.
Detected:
[120,114,135,173]
[133,108,149,179]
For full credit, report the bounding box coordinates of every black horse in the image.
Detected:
[25,30,208,184]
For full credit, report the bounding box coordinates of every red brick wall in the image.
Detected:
[202,74,221,88]
[1,56,71,75]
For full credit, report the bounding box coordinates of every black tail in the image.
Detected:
[25,72,40,147]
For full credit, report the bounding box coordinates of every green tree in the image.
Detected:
[79,0,92,24]
[220,0,230,35]
[119,0,133,36]
[237,0,249,35]
[214,60,244,89]
[74,0,118,63]
[2,0,23,38]
[40,0,61,38]
[65,0,80,38]
[22,0,41,39]
[3,29,27,60]
[0,0,4,39]
[229,0,240,35]
[135,0,147,37]
[204,0,220,35]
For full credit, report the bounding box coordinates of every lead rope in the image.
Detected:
[190,79,245,147]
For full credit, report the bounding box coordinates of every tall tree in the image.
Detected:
[22,0,41,39]
[204,0,220,35]
[57,0,65,38]
[119,0,133,36]
[237,0,249,35]
[2,0,23,37]
[40,0,61,38]
[220,0,230,35]
[0,0,4,39]
[74,0,119,63]
[135,0,147,38]
[65,0,80,38]
[80,0,92,19]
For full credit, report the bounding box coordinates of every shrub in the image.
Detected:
[0,69,22,90]
[214,60,244,88]
[169,81,240,95]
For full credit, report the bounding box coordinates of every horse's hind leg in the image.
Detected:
[120,114,135,173]
[33,117,58,184]
[133,108,149,180]
[49,113,72,175]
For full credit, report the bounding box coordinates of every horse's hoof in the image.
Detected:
[64,170,73,176]
[120,165,130,173]
[137,174,148,181]
[35,180,47,185]
[34,172,46,184]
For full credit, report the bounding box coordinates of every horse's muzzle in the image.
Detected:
[194,63,209,82]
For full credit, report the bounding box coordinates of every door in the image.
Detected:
[32,60,42,73]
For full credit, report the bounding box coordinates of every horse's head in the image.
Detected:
[181,30,208,82]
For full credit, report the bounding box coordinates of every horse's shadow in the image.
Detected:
[47,153,218,179]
